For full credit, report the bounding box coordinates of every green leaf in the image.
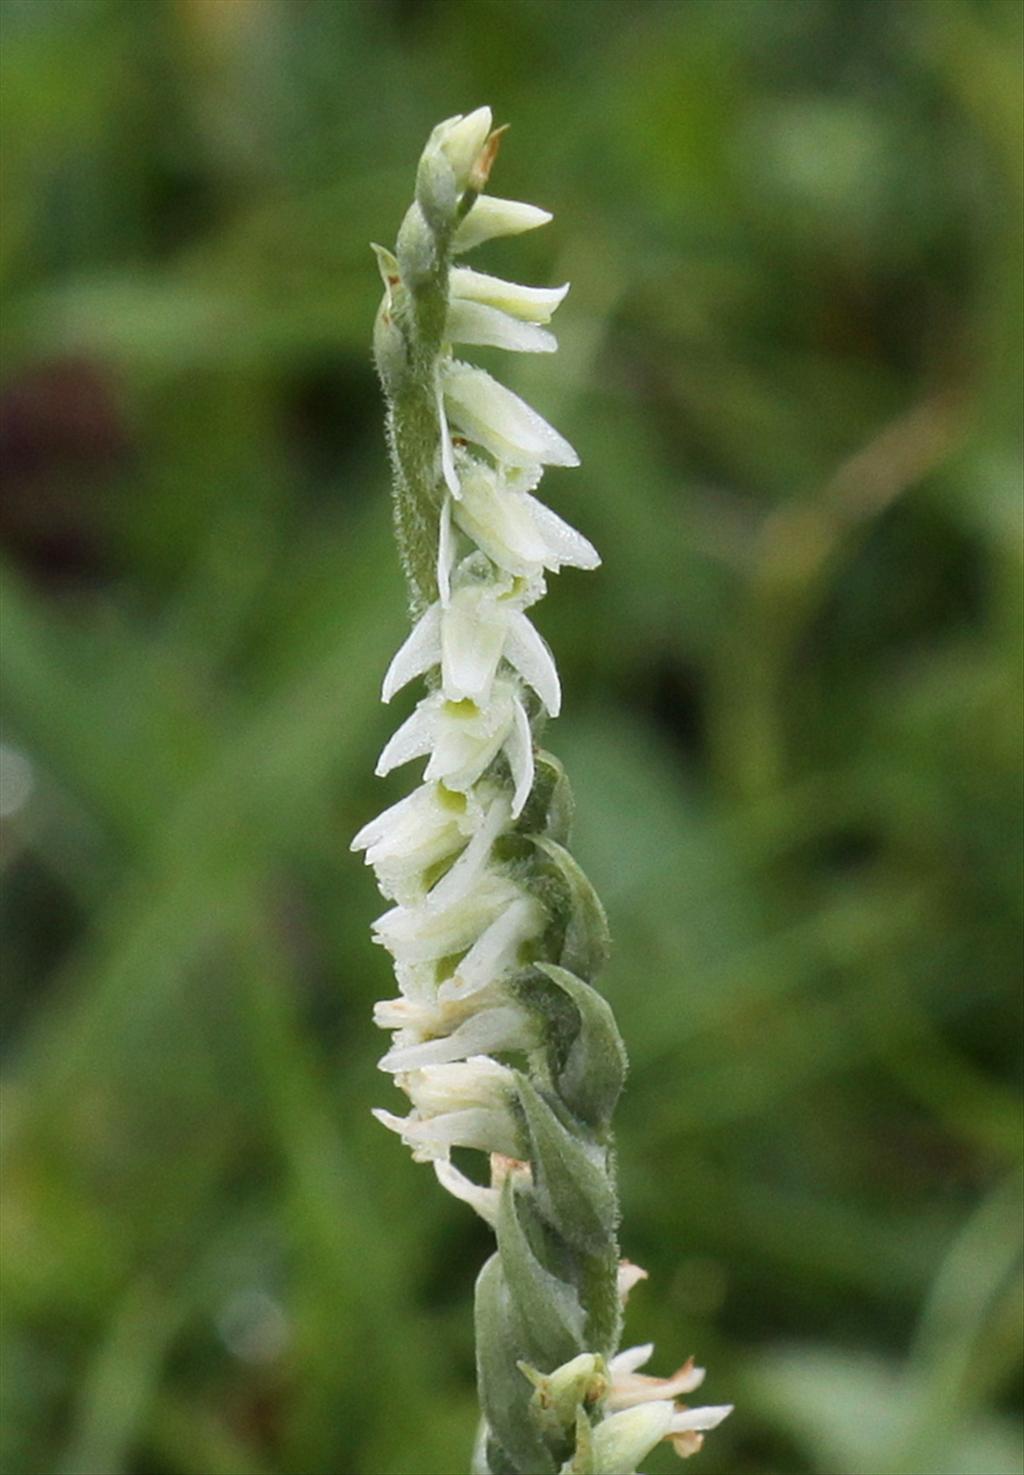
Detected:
[537,964,628,1129]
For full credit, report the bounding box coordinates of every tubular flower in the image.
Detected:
[356,108,730,1474]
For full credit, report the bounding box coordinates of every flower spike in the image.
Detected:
[359,109,730,1474]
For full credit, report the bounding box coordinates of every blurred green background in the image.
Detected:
[2,1,1022,1473]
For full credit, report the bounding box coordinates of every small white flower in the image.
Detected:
[372,870,524,966]
[382,581,560,716]
[447,299,557,354]
[375,678,534,816]
[607,1344,706,1410]
[379,1001,538,1071]
[351,781,483,905]
[451,267,569,323]
[374,1055,520,1161]
[373,1104,519,1162]
[453,194,552,254]
[454,460,599,578]
[443,362,579,469]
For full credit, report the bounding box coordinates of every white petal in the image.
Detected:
[434,1158,500,1225]
[382,605,442,702]
[526,495,601,570]
[447,299,557,353]
[453,195,551,253]
[669,1406,733,1434]
[425,793,509,911]
[503,610,561,716]
[439,894,544,1001]
[507,694,534,817]
[609,1344,655,1377]
[451,268,569,324]
[443,364,579,468]
[375,702,435,776]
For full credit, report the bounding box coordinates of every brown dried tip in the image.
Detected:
[490,1152,531,1187]
[469,124,509,194]
[669,1431,705,1459]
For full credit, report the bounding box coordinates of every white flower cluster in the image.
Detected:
[354,107,597,1204]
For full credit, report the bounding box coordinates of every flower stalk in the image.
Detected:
[356,108,730,1475]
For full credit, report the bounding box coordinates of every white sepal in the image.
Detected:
[507,692,534,816]
[443,363,579,468]
[375,702,436,776]
[382,604,441,702]
[447,299,557,354]
[453,195,552,253]
[503,609,561,716]
[434,1158,500,1225]
[451,268,569,323]
[526,495,600,570]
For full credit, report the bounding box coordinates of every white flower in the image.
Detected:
[379,1001,539,1072]
[587,1395,733,1472]
[375,677,534,816]
[443,362,579,469]
[447,299,557,354]
[382,582,560,716]
[374,1055,520,1161]
[372,870,525,966]
[450,267,569,323]
[351,781,485,904]
[454,459,599,577]
[453,194,552,254]
[607,1344,706,1410]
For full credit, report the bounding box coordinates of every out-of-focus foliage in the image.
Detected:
[1,1,1021,1473]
